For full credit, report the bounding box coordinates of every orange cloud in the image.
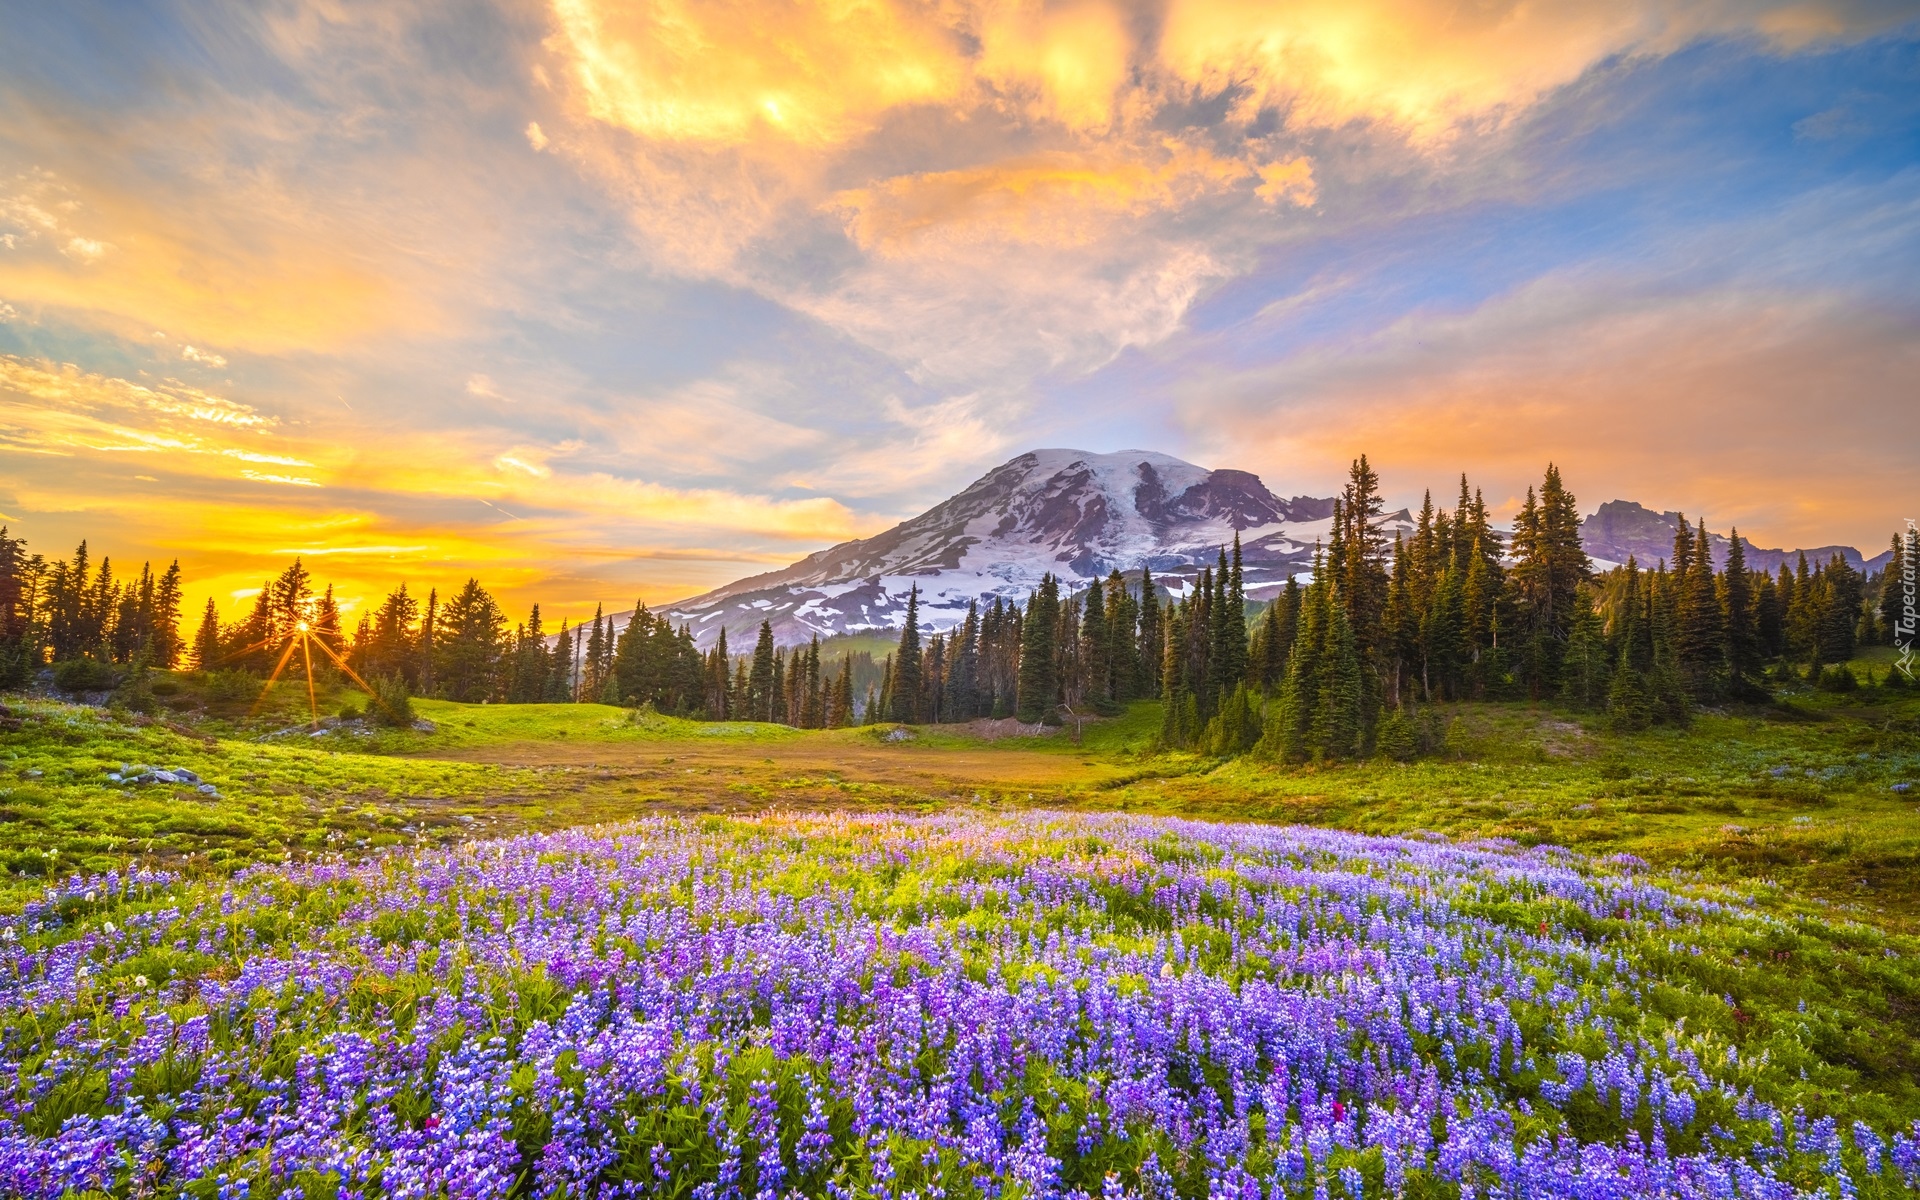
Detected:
[976,1,1135,132]
[1254,157,1316,207]
[547,0,969,148]
[1157,0,1917,144]
[832,142,1258,250]
[0,169,407,354]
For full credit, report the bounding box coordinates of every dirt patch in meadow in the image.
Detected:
[417,734,1117,802]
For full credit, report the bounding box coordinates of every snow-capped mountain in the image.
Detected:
[589,451,1890,652]
[657,449,1382,650]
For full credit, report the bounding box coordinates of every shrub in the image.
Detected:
[368,675,415,727]
[1816,665,1859,693]
[52,657,119,693]
[1375,708,1417,761]
[204,669,259,706]
[0,645,33,690]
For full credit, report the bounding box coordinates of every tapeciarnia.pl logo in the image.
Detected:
[1898,519,1917,682]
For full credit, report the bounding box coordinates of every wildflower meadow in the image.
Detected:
[3,812,1917,1199]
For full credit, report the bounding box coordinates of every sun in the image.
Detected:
[235,615,397,729]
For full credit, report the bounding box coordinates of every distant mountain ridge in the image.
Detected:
[589,450,1887,650]
[1581,500,1891,576]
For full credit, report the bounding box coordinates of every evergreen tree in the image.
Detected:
[829,661,854,728]
[1383,534,1416,708]
[890,586,923,723]
[1819,553,1863,665]
[361,584,420,685]
[583,605,607,701]
[231,585,276,674]
[1754,569,1784,660]
[191,598,222,671]
[1207,536,1249,704]
[702,627,731,718]
[749,621,776,721]
[506,604,549,703]
[946,600,980,719]
[919,633,944,724]
[1675,517,1725,701]
[150,561,184,667]
[418,588,438,694]
[1052,587,1082,713]
[549,620,576,702]
[1423,564,1464,702]
[1259,550,1330,762]
[1786,553,1820,666]
[1137,568,1162,699]
[434,578,506,702]
[1159,604,1190,747]
[1105,571,1142,701]
[269,558,315,638]
[1334,457,1389,729]
[770,645,788,722]
[1647,565,1690,725]
[1880,532,1909,645]
[1721,530,1762,697]
[1559,585,1610,710]
[0,527,26,649]
[1082,577,1110,707]
[313,584,342,653]
[1202,682,1262,756]
[1606,558,1655,730]
[1016,575,1060,723]
[1181,566,1214,715]
[1312,602,1363,759]
[1507,465,1589,699]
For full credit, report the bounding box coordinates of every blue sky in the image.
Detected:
[2,0,1916,620]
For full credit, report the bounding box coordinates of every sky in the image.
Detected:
[2,0,1917,627]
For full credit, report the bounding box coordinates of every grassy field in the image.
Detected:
[4,661,1920,1193]
[4,654,1918,923]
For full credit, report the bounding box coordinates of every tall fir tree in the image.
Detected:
[1335,458,1389,726]
[1137,568,1162,699]
[1082,577,1110,707]
[946,600,980,718]
[1559,584,1610,710]
[191,598,222,671]
[1159,603,1190,747]
[1016,574,1060,723]
[434,578,505,702]
[1675,517,1726,701]
[418,587,438,695]
[1721,529,1762,696]
[749,621,777,721]
[890,586,923,723]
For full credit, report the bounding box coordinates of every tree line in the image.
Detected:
[3,466,1914,755]
[865,456,1915,758]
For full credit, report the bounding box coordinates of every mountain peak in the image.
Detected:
[660,448,1346,648]
[583,449,1886,651]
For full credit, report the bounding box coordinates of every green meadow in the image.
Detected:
[4,645,1916,928]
